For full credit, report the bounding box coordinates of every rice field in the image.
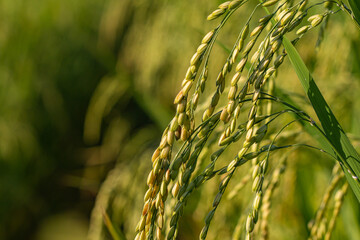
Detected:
[1,1,360,240]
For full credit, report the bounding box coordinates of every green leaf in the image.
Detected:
[348,0,360,28]
[283,37,360,202]
[102,210,127,240]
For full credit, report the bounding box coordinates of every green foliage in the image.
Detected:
[283,37,360,202]
[347,0,360,28]
[127,1,360,240]
[1,0,360,240]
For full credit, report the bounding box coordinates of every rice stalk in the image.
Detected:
[128,1,360,239]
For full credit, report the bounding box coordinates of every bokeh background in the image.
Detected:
[1,0,360,240]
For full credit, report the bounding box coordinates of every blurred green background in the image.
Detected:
[1,0,360,240]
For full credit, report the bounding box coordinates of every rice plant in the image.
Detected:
[89,0,360,239]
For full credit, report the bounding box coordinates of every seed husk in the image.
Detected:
[253,191,262,209]
[154,159,162,174]
[259,59,270,71]
[274,54,284,68]
[248,105,257,120]
[135,233,140,240]
[308,14,324,27]
[229,0,243,9]
[252,165,261,179]
[250,25,263,37]
[241,24,249,40]
[246,213,254,232]
[197,43,208,55]
[243,39,256,55]
[262,0,279,7]
[212,193,222,207]
[259,14,273,23]
[200,225,209,239]
[231,48,239,63]
[180,127,189,141]
[238,38,245,51]
[236,57,248,72]
[250,50,260,64]
[144,189,152,202]
[202,30,215,44]
[204,210,216,228]
[227,159,238,172]
[230,118,237,132]
[246,117,255,130]
[299,0,308,11]
[287,17,303,32]
[256,124,268,134]
[160,181,167,197]
[228,85,238,99]
[220,107,229,122]
[237,147,247,159]
[211,91,220,107]
[202,108,213,121]
[139,217,146,231]
[141,202,149,218]
[325,1,333,9]
[207,8,226,21]
[281,12,295,26]
[243,151,260,160]
[265,67,276,78]
[174,90,184,104]
[167,130,174,146]
[252,175,264,192]
[216,72,224,85]
[254,73,264,89]
[190,52,201,66]
[222,62,230,76]
[147,170,155,186]
[227,100,235,114]
[296,25,310,35]
[231,72,241,86]
[246,128,254,142]
[181,80,193,95]
[219,135,233,146]
[152,148,161,162]
[172,182,180,197]
[178,112,186,125]
[252,89,261,102]
[271,39,282,52]
[260,159,268,173]
[192,93,199,109]
[252,209,258,223]
[167,227,176,239]
[185,66,193,80]
[277,9,288,22]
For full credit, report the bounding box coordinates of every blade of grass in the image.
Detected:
[102,209,127,240]
[347,0,360,28]
[283,37,360,202]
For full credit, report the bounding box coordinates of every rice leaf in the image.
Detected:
[102,209,127,240]
[347,0,360,28]
[283,37,360,202]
